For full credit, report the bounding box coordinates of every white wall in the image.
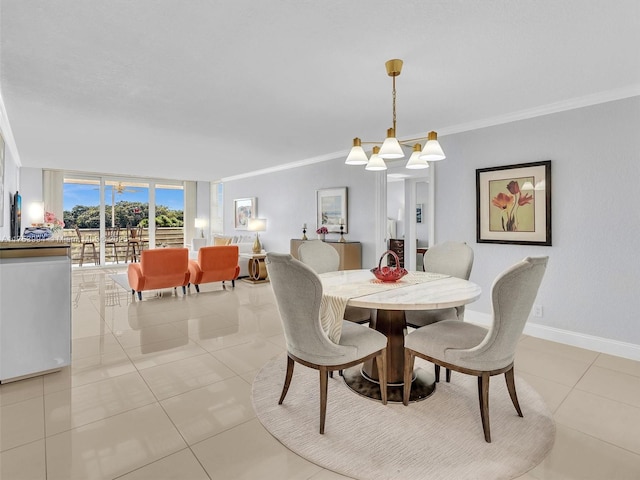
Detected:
[222,97,640,358]
[223,158,380,265]
[434,97,640,348]
[387,181,404,238]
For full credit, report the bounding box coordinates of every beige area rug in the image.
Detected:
[253,354,555,480]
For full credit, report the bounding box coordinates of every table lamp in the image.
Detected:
[194,218,205,238]
[247,218,267,254]
[28,202,45,226]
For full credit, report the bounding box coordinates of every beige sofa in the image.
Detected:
[212,235,256,277]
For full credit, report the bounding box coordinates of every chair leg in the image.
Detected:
[79,244,86,267]
[446,368,452,383]
[376,351,388,405]
[403,349,415,405]
[329,371,333,378]
[195,284,200,293]
[91,244,99,265]
[232,279,235,287]
[478,373,491,443]
[505,366,523,417]
[182,285,186,295]
[434,364,441,382]
[278,356,295,405]
[137,291,142,301]
[319,367,329,434]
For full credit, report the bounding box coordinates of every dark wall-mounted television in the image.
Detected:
[10,191,21,239]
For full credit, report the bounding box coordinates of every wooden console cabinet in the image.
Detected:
[290,239,361,270]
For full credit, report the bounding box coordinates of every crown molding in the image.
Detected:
[222,86,640,182]
[435,84,640,137]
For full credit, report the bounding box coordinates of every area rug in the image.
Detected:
[252,354,555,480]
[109,273,131,292]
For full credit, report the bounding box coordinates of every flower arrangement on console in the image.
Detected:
[316,226,329,235]
[44,211,65,233]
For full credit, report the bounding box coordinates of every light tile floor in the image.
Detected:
[1,267,639,479]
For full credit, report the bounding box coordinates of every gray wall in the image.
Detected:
[223,97,640,350]
[434,97,640,345]
[224,158,380,266]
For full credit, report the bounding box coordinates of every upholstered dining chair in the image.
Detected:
[405,241,474,329]
[298,240,371,324]
[402,256,548,442]
[265,252,388,434]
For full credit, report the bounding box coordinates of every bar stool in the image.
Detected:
[125,226,144,263]
[75,227,99,267]
[105,226,120,264]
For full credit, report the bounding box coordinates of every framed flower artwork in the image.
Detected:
[476,161,551,246]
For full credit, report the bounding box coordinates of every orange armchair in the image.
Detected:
[188,245,240,292]
[127,248,190,300]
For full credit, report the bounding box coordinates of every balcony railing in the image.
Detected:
[59,227,185,266]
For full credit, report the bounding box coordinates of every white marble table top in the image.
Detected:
[319,269,482,311]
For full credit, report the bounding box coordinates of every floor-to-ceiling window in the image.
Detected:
[62,175,185,267]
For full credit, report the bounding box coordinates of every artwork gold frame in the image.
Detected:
[316,187,347,233]
[476,161,551,246]
[233,197,256,230]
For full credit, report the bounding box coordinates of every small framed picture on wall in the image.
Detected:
[233,197,256,230]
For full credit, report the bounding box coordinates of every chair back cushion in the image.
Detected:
[298,240,340,274]
[451,256,548,370]
[191,245,240,284]
[266,252,353,364]
[423,241,474,279]
[198,245,238,271]
[140,248,189,276]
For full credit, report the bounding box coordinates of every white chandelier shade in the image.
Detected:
[405,144,430,169]
[420,131,446,161]
[365,146,387,171]
[345,138,369,165]
[378,128,405,159]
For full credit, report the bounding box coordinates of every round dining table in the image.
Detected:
[319,269,481,402]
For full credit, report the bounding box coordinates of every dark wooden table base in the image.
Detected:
[342,308,436,403]
[343,366,436,403]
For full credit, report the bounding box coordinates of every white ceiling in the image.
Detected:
[1,0,639,182]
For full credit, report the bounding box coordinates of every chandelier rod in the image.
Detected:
[392,74,397,135]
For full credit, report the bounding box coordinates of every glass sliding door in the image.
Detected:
[63,176,102,266]
[62,175,186,267]
[154,183,185,248]
[105,179,149,264]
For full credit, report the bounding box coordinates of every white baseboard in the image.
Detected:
[464,310,640,362]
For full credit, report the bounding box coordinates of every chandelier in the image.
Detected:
[345,59,446,171]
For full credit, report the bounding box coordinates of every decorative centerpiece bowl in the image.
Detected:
[371,250,408,282]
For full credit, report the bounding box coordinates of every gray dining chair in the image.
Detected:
[405,241,474,328]
[298,240,371,324]
[403,256,548,442]
[266,252,388,434]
